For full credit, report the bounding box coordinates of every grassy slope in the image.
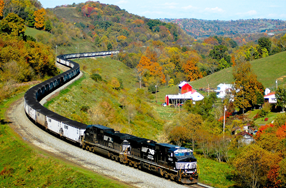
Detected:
[25,27,98,55]
[189,51,286,90]
[156,52,286,101]
[45,57,165,140]
[0,92,129,188]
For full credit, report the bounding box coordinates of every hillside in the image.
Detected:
[49,2,193,52]
[45,57,165,140]
[161,18,286,39]
[188,51,286,91]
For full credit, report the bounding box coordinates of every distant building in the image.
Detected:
[214,83,233,99]
[264,92,277,104]
[165,81,204,106]
[237,131,254,145]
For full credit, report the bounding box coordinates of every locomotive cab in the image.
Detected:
[173,148,197,173]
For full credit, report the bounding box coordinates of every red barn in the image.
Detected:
[165,81,202,106]
[179,81,194,94]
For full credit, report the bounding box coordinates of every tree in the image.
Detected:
[107,42,112,51]
[258,37,271,54]
[182,57,202,81]
[233,144,273,188]
[44,19,52,32]
[0,0,4,18]
[0,13,25,36]
[34,8,46,30]
[218,58,229,70]
[169,126,189,146]
[276,87,286,112]
[111,77,120,90]
[232,61,264,112]
[209,45,230,63]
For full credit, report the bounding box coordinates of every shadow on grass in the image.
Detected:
[0,119,11,125]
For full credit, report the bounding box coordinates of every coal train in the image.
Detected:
[24,51,198,184]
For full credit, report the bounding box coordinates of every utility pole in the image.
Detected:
[155,85,157,104]
[55,45,57,62]
[223,105,226,139]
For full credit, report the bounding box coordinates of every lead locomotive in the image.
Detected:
[83,125,198,184]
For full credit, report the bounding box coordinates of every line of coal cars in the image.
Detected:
[24,51,198,184]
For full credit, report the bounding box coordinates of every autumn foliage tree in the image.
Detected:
[183,56,202,81]
[0,0,4,18]
[34,8,46,30]
[136,50,166,87]
[0,13,25,36]
[232,61,264,112]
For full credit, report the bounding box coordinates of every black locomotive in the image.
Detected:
[83,124,198,184]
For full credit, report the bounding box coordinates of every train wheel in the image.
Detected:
[129,161,133,167]
[86,146,90,151]
[89,147,93,152]
[82,143,85,150]
[164,172,169,179]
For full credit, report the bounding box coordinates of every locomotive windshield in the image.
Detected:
[174,149,193,157]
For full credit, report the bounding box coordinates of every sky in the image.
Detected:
[41,0,286,21]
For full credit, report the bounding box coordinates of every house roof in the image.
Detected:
[264,92,275,98]
[237,131,253,137]
[178,81,190,87]
[166,91,204,101]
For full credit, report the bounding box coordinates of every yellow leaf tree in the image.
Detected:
[34,8,46,30]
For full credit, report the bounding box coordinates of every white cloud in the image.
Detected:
[182,5,197,10]
[141,10,165,15]
[163,2,177,9]
[269,5,279,8]
[116,0,128,4]
[236,10,257,16]
[205,7,224,13]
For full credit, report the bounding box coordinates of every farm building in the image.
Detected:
[165,81,204,106]
[264,92,276,104]
[214,83,233,99]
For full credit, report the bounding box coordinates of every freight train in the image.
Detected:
[24,51,198,184]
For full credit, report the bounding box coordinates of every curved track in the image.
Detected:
[8,52,213,188]
[7,61,189,188]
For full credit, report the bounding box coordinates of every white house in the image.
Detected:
[264,92,277,104]
[214,83,233,99]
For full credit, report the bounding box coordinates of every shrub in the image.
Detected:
[148,84,158,93]
[91,73,102,82]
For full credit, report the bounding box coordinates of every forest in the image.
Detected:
[161,18,286,39]
[1,0,286,187]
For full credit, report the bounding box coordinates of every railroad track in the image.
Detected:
[189,183,214,188]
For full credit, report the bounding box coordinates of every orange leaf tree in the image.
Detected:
[0,0,4,18]
[34,8,46,30]
[183,56,202,81]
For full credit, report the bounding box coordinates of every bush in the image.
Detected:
[148,84,158,93]
[90,73,102,82]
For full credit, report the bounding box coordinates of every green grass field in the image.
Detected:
[189,51,286,90]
